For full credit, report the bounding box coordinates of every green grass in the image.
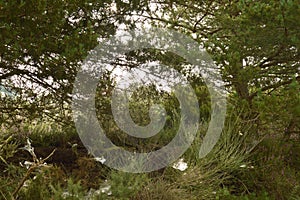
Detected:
[0,114,299,200]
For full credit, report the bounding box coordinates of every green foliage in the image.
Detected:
[169,112,256,199]
[107,171,148,199]
[148,0,300,109]
[132,179,183,200]
[0,0,148,126]
[216,188,272,200]
[51,179,86,200]
[240,137,300,200]
[0,1,299,199]
[0,135,18,165]
[0,115,299,199]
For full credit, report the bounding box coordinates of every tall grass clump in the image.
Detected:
[164,111,259,199]
[241,136,300,199]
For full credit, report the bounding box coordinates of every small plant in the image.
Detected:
[12,138,55,199]
[215,188,271,200]
[107,170,149,199]
[0,135,18,166]
[51,178,86,200]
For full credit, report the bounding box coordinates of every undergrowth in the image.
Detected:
[0,114,299,200]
